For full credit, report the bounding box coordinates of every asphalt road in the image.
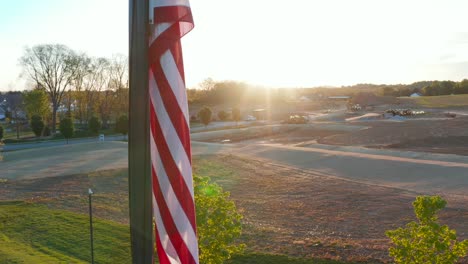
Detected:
[192,141,468,196]
[0,135,125,152]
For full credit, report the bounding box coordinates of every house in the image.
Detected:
[0,107,5,120]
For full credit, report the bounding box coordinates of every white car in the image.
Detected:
[245,115,256,121]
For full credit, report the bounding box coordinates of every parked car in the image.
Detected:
[245,115,256,121]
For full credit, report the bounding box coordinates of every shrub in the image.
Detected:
[232,107,241,125]
[88,116,101,135]
[217,110,229,121]
[30,115,45,137]
[115,115,128,137]
[194,175,244,264]
[386,196,468,264]
[43,126,51,137]
[0,125,3,141]
[59,118,74,144]
[198,106,212,127]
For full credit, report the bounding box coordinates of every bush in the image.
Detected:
[198,106,212,127]
[232,107,241,124]
[43,126,51,137]
[386,196,468,264]
[217,110,229,121]
[194,175,244,264]
[0,125,3,141]
[30,115,45,137]
[88,116,101,135]
[59,118,74,144]
[115,115,128,137]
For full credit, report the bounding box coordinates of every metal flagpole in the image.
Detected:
[129,0,153,263]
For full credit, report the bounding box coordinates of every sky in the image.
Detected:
[1,0,468,91]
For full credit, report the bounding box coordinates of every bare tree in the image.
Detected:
[20,44,80,133]
[108,54,129,117]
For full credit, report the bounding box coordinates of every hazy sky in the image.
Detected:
[1,0,468,91]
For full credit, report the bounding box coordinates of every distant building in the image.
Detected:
[410,93,421,97]
[0,107,5,120]
[327,96,351,101]
[252,109,266,120]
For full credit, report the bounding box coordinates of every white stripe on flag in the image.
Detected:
[150,131,198,259]
[149,72,194,196]
[153,195,181,264]
[160,50,191,124]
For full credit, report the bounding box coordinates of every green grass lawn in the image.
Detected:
[0,201,131,264]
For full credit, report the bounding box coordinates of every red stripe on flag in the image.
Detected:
[169,40,186,84]
[150,104,196,230]
[155,229,171,264]
[152,6,193,31]
[151,64,192,158]
[152,168,197,264]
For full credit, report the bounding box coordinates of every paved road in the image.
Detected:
[192,141,468,196]
[0,135,125,152]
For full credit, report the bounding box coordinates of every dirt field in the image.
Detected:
[321,116,468,155]
[196,114,468,156]
[196,155,468,263]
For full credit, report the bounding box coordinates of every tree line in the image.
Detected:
[1,44,129,139]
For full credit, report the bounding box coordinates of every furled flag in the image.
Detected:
[148,0,198,263]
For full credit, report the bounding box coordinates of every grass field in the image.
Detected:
[0,201,131,264]
[399,94,468,108]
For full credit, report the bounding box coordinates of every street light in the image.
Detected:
[88,188,95,264]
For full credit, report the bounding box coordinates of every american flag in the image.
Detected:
[148,0,198,263]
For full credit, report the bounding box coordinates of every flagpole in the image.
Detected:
[129,0,153,263]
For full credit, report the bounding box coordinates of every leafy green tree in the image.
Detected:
[386,196,468,264]
[198,106,212,127]
[454,79,468,94]
[217,110,229,121]
[23,88,50,121]
[439,81,456,95]
[88,116,101,135]
[232,107,241,125]
[115,115,128,139]
[30,115,45,137]
[0,125,3,142]
[194,175,244,264]
[382,87,397,97]
[59,117,74,144]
